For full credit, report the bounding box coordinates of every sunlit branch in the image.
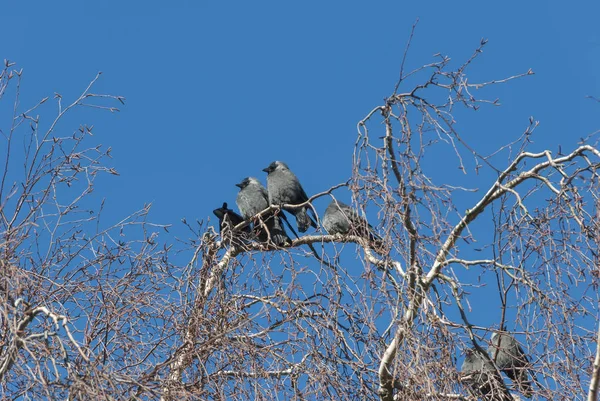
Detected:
[588,315,600,401]
[0,301,88,380]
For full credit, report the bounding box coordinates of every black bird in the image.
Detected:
[461,348,511,401]
[262,161,317,232]
[488,332,533,397]
[213,202,247,232]
[322,199,383,248]
[212,202,251,246]
[235,177,291,247]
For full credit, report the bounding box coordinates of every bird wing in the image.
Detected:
[227,210,245,226]
[293,180,317,224]
[278,212,299,239]
[258,184,269,202]
[297,182,310,202]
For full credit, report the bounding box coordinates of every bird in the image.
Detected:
[262,161,317,232]
[212,202,251,246]
[235,177,291,247]
[213,202,247,232]
[322,199,383,248]
[488,332,533,397]
[461,348,511,401]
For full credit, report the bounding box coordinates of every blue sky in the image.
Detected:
[3,0,600,357]
[3,1,598,233]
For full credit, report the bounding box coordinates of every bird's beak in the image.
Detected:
[235,183,243,188]
[262,167,269,173]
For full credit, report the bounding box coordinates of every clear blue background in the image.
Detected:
[3,1,598,228]
[2,1,600,352]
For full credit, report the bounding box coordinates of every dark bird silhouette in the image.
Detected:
[212,202,251,247]
[262,161,317,233]
[235,177,291,247]
[322,199,383,248]
[489,332,533,397]
[213,202,247,232]
[461,348,512,401]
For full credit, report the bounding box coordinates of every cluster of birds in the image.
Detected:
[213,162,534,398]
[462,332,533,399]
[212,160,382,248]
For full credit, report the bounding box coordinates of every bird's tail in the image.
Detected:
[256,215,291,246]
[295,207,317,233]
[279,212,300,239]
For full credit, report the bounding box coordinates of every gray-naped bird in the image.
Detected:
[461,348,512,401]
[235,177,291,247]
[212,202,251,246]
[262,161,317,233]
[488,332,533,397]
[322,199,383,248]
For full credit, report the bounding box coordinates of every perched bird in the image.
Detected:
[322,199,383,248]
[212,202,251,246]
[262,161,317,232]
[488,332,533,397]
[461,348,511,401]
[213,202,247,232]
[235,177,291,247]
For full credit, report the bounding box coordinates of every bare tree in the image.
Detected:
[1,32,600,401]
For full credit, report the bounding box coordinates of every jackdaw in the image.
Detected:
[488,332,533,397]
[461,348,511,401]
[213,202,247,232]
[212,202,251,246]
[262,161,317,232]
[235,177,291,247]
[322,199,383,248]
